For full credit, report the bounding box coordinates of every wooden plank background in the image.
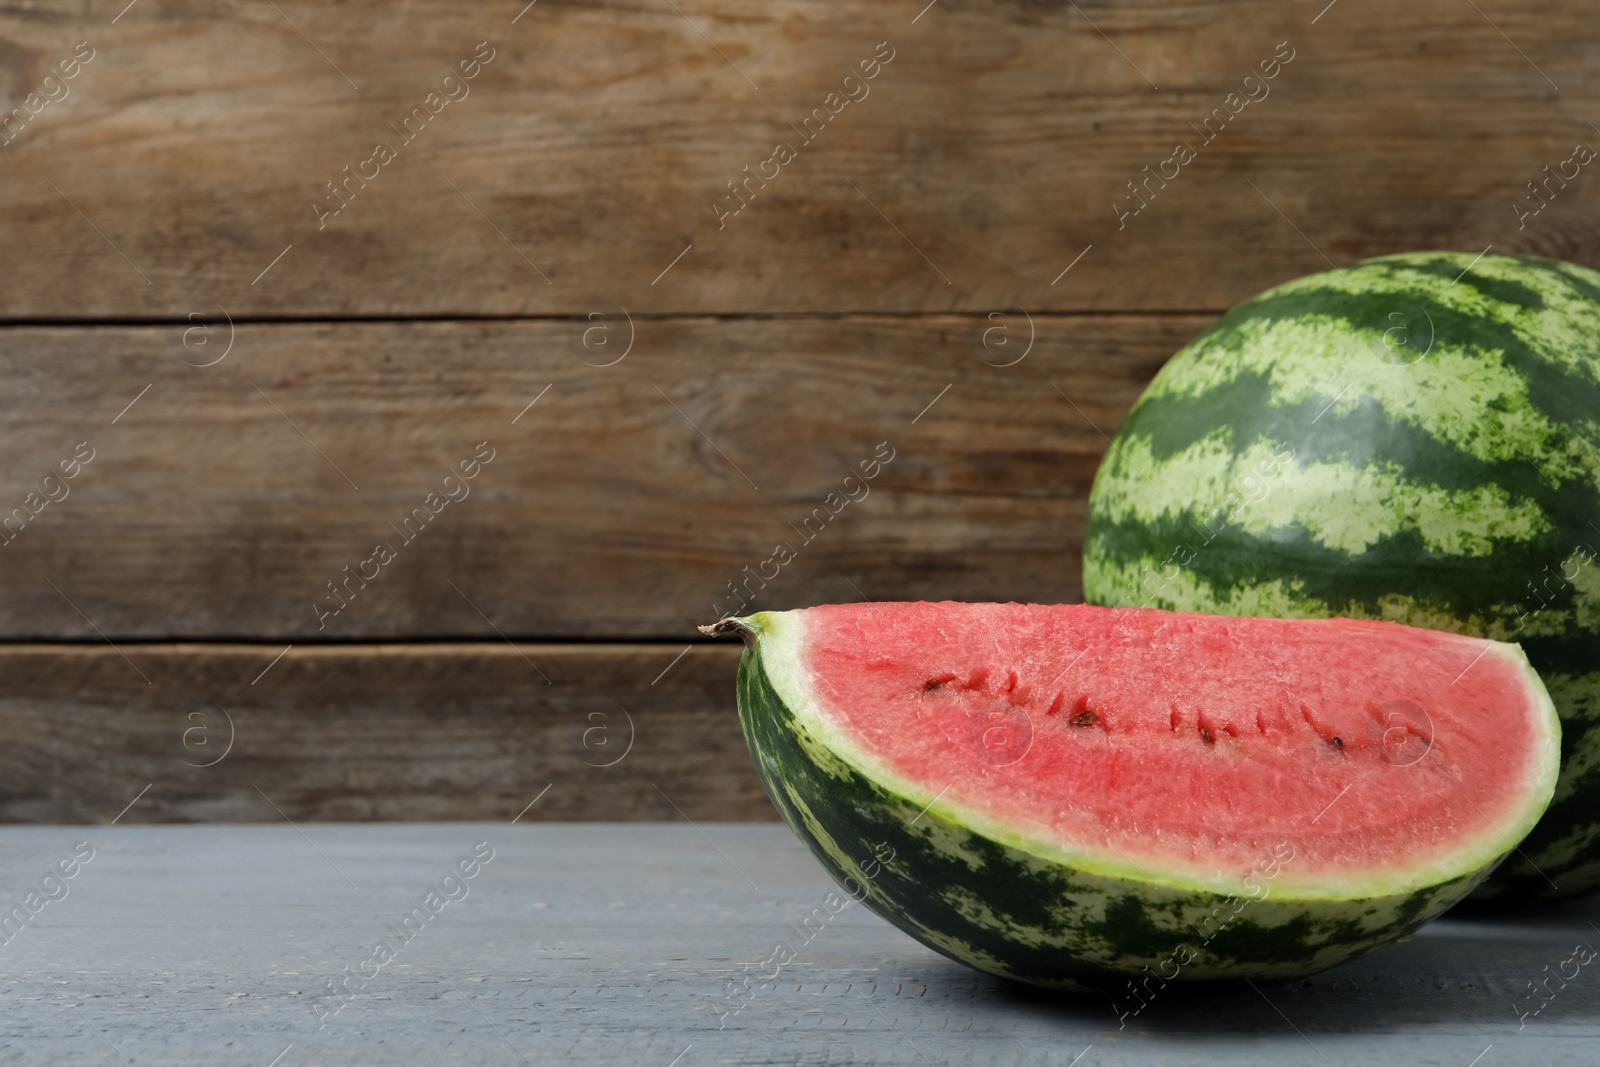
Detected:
[0,0,1593,820]
[0,644,752,823]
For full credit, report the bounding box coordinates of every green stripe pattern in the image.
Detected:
[734,621,1496,991]
[1082,251,1600,904]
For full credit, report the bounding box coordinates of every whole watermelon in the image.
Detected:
[1082,251,1600,904]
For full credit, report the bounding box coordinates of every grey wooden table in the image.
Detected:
[0,823,1594,1066]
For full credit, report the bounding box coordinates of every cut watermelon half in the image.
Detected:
[710,602,1560,991]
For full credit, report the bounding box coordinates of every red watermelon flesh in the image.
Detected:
[783,602,1558,892]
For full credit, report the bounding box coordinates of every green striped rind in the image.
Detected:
[1082,252,1600,903]
[733,611,1514,991]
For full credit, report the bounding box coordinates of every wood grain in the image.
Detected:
[0,314,1184,639]
[0,0,1593,317]
[6,0,1592,835]
[1,823,1597,1064]
[0,643,759,824]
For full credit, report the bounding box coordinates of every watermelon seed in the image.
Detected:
[1300,704,1344,753]
[1195,708,1234,744]
[1070,709,1101,729]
